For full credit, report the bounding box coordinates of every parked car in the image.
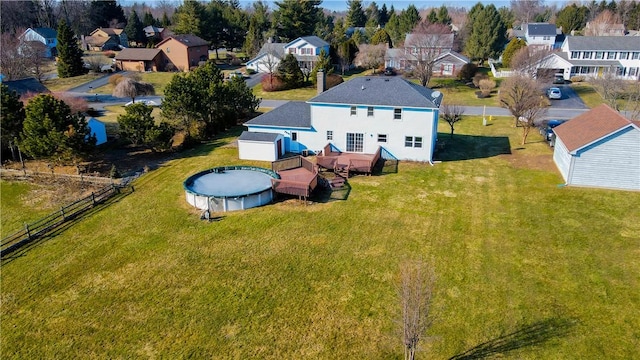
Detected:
[553,74,565,84]
[547,87,562,100]
[384,67,396,76]
[543,119,567,142]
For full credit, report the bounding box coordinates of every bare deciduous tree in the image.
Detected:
[405,22,453,87]
[624,82,640,121]
[440,104,464,138]
[499,75,548,144]
[510,0,543,24]
[21,41,49,83]
[354,43,387,74]
[113,77,155,103]
[400,259,436,360]
[0,33,29,81]
[591,70,626,111]
[584,10,622,36]
[510,46,553,80]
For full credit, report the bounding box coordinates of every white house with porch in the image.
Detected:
[245,36,330,73]
[239,73,443,163]
[536,36,640,81]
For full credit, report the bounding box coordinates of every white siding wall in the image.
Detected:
[246,54,281,73]
[569,127,640,190]
[238,140,278,161]
[309,104,436,162]
[553,137,572,182]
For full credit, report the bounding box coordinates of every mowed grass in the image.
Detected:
[1,117,639,359]
[98,105,164,136]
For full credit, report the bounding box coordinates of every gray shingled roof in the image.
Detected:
[158,34,209,48]
[308,76,442,108]
[526,23,557,36]
[244,101,312,128]
[404,33,454,49]
[565,36,640,51]
[238,131,280,142]
[115,48,162,61]
[33,27,57,39]
[297,36,329,48]
[251,42,285,60]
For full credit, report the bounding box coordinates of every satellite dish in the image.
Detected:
[432,90,442,99]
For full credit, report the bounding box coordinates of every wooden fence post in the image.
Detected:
[25,223,31,240]
[60,207,66,221]
[91,192,95,205]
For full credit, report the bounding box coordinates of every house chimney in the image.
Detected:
[317,69,326,94]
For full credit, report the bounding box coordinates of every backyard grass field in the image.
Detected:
[1,116,639,358]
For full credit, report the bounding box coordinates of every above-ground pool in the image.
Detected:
[184,166,280,212]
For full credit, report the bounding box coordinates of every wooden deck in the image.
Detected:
[316,144,381,176]
[271,156,319,199]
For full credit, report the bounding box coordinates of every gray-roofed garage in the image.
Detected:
[238,131,285,162]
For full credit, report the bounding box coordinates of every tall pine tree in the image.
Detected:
[465,4,506,64]
[56,19,85,78]
[346,0,367,27]
[125,10,145,46]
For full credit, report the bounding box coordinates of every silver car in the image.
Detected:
[547,87,562,100]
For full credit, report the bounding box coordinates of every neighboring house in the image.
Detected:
[18,27,57,58]
[584,21,626,36]
[245,36,330,73]
[87,118,108,145]
[240,73,443,162]
[143,25,169,42]
[2,77,50,97]
[552,104,640,191]
[114,48,163,72]
[156,35,209,72]
[535,36,640,80]
[512,22,562,50]
[385,32,468,75]
[83,28,128,51]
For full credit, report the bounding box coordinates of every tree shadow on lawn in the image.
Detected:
[434,133,511,162]
[448,317,577,360]
[1,186,135,266]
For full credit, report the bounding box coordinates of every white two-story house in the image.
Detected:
[18,27,58,58]
[238,73,443,162]
[245,36,330,73]
[512,23,562,50]
[537,36,640,80]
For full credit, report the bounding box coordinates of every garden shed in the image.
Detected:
[87,118,108,145]
[238,131,284,162]
[553,104,640,191]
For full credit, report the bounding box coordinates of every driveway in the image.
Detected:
[547,84,588,110]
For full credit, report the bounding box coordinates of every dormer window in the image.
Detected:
[571,51,579,59]
[607,51,617,59]
[595,52,604,59]
[582,52,592,59]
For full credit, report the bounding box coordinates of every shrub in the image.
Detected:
[108,74,124,86]
[478,78,496,97]
[109,164,120,178]
[245,68,256,75]
[457,63,478,82]
[261,74,287,92]
[326,74,344,89]
[570,75,585,83]
[230,57,242,66]
[472,73,488,88]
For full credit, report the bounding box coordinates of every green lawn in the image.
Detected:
[94,72,176,96]
[96,105,164,136]
[2,115,638,359]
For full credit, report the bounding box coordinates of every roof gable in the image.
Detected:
[285,36,328,49]
[308,76,442,108]
[404,33,454,49]
[3,77,50,96]
[554,104,637,152]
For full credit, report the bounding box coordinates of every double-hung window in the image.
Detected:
[367,107,374,117]
[377,134,387,143]
[326,130,333,141]
[394,108,402,120]
[350,106,357,116]
[405,136,423,148]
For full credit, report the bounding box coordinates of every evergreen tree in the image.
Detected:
[399,5,421,34]
[465,4,506,63]
[365,2,380,26]
[56,19,85,78]
[1,84,26,161]
[21,94,94,162]
[117,103,155,147]
[437,5,451,25]
[272,0,322,41]
[465,2,485,39]
[173,0,206,37]
[161,12,171,27]
[143,12,156,27]
[277,53,304,89]
[502,38,527,68]
[427,9,438,24]
[370,28,392,47]
[385,8,402,44]
[379,3,389,26]
[244,16,262,58]
[88,0,126,29]
[311,49,332,83]
[346,0,367,27]
[556,4,588,33]
[125,10,145,46]
[498,6,515,30]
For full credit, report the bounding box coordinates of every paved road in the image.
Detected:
[69,71,129,93]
